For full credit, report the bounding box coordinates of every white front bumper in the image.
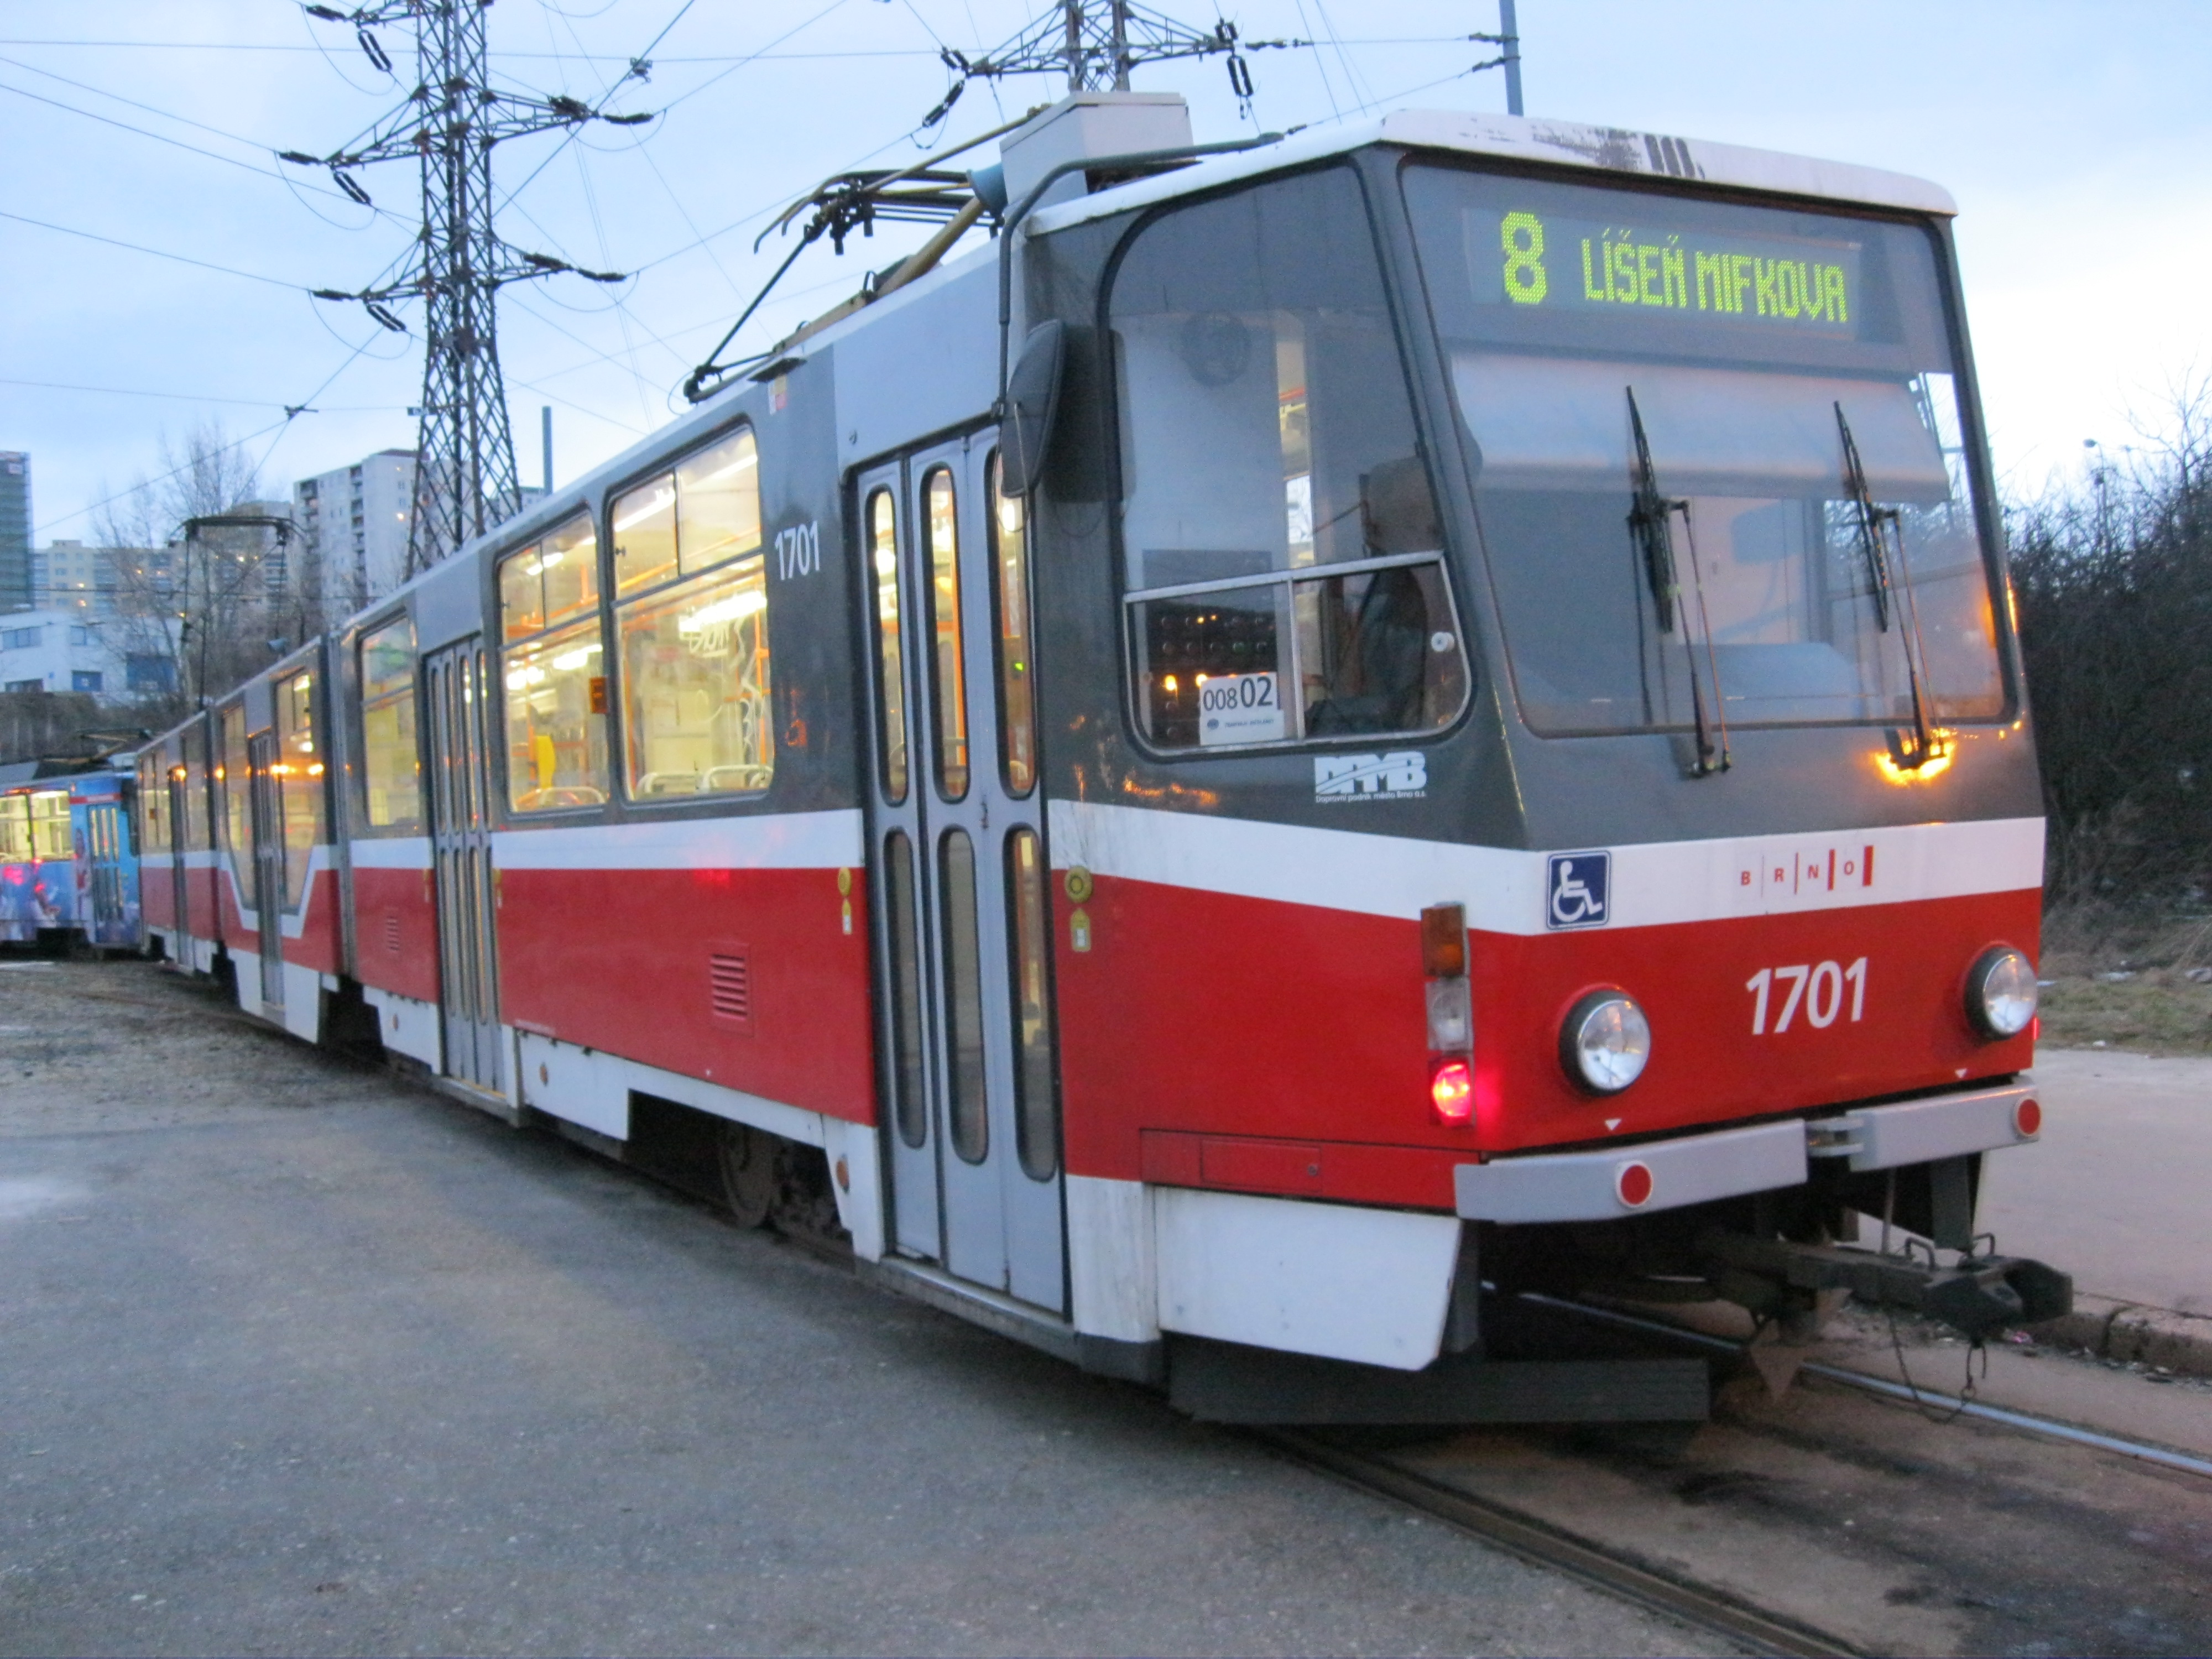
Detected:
[1454,1081,2038,1224]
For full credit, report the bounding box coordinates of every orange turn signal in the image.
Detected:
[1421,902,1467,979]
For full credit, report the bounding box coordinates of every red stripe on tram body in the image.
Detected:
[494,863,877,1124]
[1054,874,2037,1206]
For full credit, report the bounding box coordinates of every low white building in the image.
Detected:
[0,610,173,698]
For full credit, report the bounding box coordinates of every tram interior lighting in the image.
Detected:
[613,485,676,534]
[680,591,767,633]
[690,450,757,487]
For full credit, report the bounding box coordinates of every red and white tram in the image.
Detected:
[139,98,2068,1421]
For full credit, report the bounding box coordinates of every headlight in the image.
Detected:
[1560,990,1651,1093]
[1966,945,2038,1039]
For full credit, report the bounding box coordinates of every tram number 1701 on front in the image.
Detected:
[1746,958,1869,1035]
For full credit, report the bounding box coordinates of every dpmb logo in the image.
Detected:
[1313,752,1427,800]
[1546,851,1610,930]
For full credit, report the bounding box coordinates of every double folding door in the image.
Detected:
[858,434,1066,1310]
[425,641,502,1090]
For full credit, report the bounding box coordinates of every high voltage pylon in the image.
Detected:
[284,3,649,575]
[960,1,1248,93]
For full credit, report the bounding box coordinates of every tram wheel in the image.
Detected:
[718,1121,775,1229]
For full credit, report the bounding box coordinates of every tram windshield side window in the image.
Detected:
[499,513,611,813]
[1401,165,2008,736]
[1110,165,1470,750]
[359,617,422,831]
[612,426,774,801]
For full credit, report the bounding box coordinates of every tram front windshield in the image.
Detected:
[1403,165,2007,737]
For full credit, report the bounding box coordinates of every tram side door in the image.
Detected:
[247,731,285,1006]
[166,768,190,947]
[83,800,127,943]
[859,435,1066,1311]
[425,641,502,1091]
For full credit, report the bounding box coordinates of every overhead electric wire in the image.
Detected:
[0,207,310,289]
[1288,0,1344,119]
[646,0,858,117]
[491,0,709,218]
[0,76,395,217]
[0,36,1485,59]
[33,332,387,540]
[0,53,282,153]
[0,377,397,411]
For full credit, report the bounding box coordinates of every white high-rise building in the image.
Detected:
[292,450,418,618]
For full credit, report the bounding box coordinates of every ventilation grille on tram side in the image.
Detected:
[384,911,403,954]
[708,948,752,1030]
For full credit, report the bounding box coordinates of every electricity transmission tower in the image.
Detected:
[285,3,648,575]
[937,0,1253,107]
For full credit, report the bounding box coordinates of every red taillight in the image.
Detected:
[1615,1161,1654,1208]
[1431,1058,1474,1124]
[2015,1097,2042,1138]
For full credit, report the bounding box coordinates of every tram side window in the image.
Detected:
[612,427,774,800]
[220,702,251,888]
[0,795,28,863]
[1110,166,1470,750]
[499,513,610,813]
[30,790,71,860]
[359,617,422,831]
[278,670,324,910]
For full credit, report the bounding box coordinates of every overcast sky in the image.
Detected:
[3,1,2205,544]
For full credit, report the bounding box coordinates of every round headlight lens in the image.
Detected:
[1968,945,2038,1039]
[1561,991,1652,1094]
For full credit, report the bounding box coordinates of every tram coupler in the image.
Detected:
[1698,1231,2073,1342]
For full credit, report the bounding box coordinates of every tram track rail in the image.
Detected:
[1527,1294,2212,1481]
[1262,1427,1859,1658]
[1262,1297,2212,1658]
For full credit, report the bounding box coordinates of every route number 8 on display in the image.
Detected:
[1745,958,1867,1035]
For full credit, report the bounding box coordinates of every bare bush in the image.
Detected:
[92,420,306,723]
[2009,377,2212,903]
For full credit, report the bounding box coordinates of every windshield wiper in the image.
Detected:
[1627,387,1730,776]
[1836,401,1937,768]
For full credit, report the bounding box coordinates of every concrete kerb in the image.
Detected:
[2033,1295,2212,1380]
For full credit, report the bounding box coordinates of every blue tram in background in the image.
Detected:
[0,758,141,950]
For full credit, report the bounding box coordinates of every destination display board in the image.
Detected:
[1463,206,1863,338]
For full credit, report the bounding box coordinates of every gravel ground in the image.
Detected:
[0,957,1728,1659]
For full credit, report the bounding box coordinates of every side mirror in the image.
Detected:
[1000,320,1066,499]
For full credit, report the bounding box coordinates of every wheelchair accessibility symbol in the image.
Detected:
[1546,851,1611,930]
